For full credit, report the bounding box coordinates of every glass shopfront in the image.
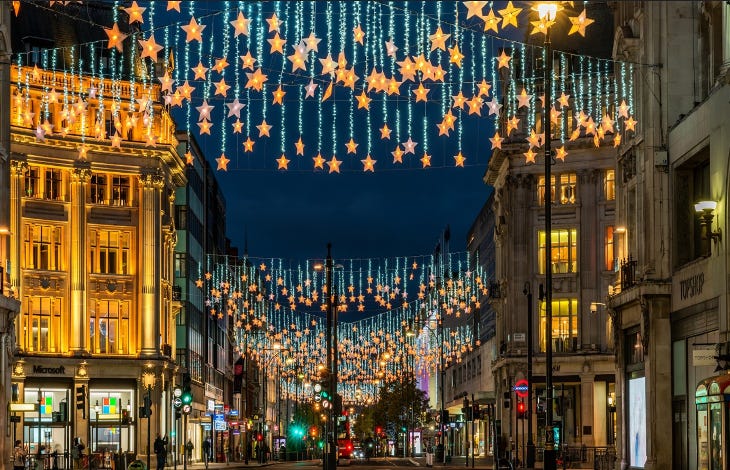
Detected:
[89,388,136,453]
[22,387,72,457]
[695,376,730,470]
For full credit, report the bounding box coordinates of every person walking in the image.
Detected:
[153,434,168,470]
[185,440,194,464]
[13,440,27,470]
[201,436,211,469]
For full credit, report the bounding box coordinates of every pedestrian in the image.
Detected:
[13,440,27,470]
[185,440,194,464]
[71,438,85,470]
[153,434,168,470]
[201,436,211,469]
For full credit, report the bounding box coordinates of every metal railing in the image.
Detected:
[620,256,637,290]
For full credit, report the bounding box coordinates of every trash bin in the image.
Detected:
[128,459,146,470]
[426,452,433,467]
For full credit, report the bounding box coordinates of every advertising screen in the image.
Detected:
[628,376,646,467]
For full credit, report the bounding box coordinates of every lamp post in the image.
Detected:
[260,344,290,462]
[523,283,535,468]
[94,401,100,452]
[142,369,156,470]
[536,4,559,470]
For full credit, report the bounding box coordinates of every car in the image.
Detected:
[352,447,365,460]
[338,438,354,460]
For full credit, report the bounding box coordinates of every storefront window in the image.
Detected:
[22,388,70,455]
[90,390,135,453]
[628,375,646,468]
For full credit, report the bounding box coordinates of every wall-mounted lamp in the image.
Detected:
[695,201,722,251]
[590,302,606,313]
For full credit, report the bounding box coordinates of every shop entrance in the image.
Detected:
[695,375,730,470]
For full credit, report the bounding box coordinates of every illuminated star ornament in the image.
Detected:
[216,154,230,171]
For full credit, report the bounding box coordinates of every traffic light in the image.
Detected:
[76,385,86,418]
[375,426,382,435]
[401,426,407,433]
[139,394,152,418]
[182,373,192,405]
[256,433,263,442]
[472,404,480,420]
[122,409,130,424]
[517,401,526,419]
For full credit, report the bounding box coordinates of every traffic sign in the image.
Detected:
[182,404,192,414]
[173,398,182,409]
[514,379,529,398]
[173,387,182,398]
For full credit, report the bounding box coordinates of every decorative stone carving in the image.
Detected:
[140,171,164,189]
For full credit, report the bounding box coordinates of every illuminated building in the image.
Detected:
[8,3,185,462]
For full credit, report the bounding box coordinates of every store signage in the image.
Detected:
[513,333,526,342]
[229,410,239,416]
[32,365,66,374]
[200,423,211,430]
[693,346,716,367]
[9,403,38,412]
[513,379,529,398]
[680,272,704,300]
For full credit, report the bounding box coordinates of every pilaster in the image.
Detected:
[139,171,163,356]
[70,163,91,355]
[8,157,26,298]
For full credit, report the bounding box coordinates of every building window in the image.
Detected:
[43,168,63,201]
[24,224,63,271]
[605,226,615,271]
[90,229,131,274]
[674,148,710,266]
[90,174,107,204]
[538,228,578,274]
[90,299,130,354]
[539,298,578,353]
[604,169,616,201]
[538,172,577,206]
[25,166,40,198]
[174,253,187,278]
[23,296,63,353]
[111,176,130,206]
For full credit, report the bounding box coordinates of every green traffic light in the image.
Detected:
[317,440,324,449]
[181,392,193,405]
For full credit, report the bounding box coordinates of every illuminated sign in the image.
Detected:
[514,379,529,398]
[9,403,38,412]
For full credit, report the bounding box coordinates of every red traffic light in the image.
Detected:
[517,402,526,413]
[375,426,382,434]
[256,433,263,441]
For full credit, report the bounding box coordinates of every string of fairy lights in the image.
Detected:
[200,251,487,403]
[12,0,636,174]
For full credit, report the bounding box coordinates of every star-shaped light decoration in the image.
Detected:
[429,27,451,52]
[497,50,512,69]
[353,24,365,45]
[197,119,212,135]
[557,92,571,108]
[345,138,358,154]
[159,72,175,93]
[185,151,194,165]
[230,11,251,37]
[482,8,501,33]
[266,13,282,33]
[326,155,342,174]
[231,120,243,134]
[319,54,338,75]
[413,83,430,102]
[498,1,522,28]
[506,115,520,135]
[380,124,392,139]
[196,100,214,121]
[477,79,491,97]
[214,78,231,97]
[304,80,318,98]
[245,69,267,91]
[272,85,286,105]
[321,82,333,102]
[243,136,255,152]
[124,1,146,24]
[385,39,398,57]
[402,137,418,154]
[104,23,128,52]
[167,1,181,12]
[467,96,483,116]
[276,154,290,170]
[517,88,532,108]
[240,52,257,71]
[527,129,542,149]
[531,17,555,36]
[34,125,46,142]
[624,116,637,132]
[111,133,122,149]
[463,1,487,19]
[295,137,305,156]
[524,148,537,163]
[361,155,376,172]
[303,32,321,52]
[177,81,194,100]
[181,16,205,43]
[568,9,595,37]
[397,57,417,82]
[601,113,615,133]
[78,145,89,160]
[216,153,230,171]
[226,98,245,118]
[356,91,371,110]
[212,57,229,74]
[138,34,163,61]
[555,146,568,161]
[257,119,272,137]
[313,153,326,169]
[613,102,628,122]
[391,146,405,163]
[489,131,504,150]
[449,44,465,67]
[452,91,467,109]
[420,152,432,168]
[454,151,466,167]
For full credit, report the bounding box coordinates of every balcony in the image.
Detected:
[620,256,637,290]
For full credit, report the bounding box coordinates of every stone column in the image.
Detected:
[579,371,595,446]
[8,158,26,298]
[722,2,730,77]
[70,164,91,355]
[139,171,163,356]
[644,297,672,470]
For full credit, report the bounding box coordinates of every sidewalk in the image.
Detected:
[164,461,276,469]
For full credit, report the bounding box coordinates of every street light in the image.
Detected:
[536,3,560,470]
[142,368,156,470]
[259,344,290,462]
